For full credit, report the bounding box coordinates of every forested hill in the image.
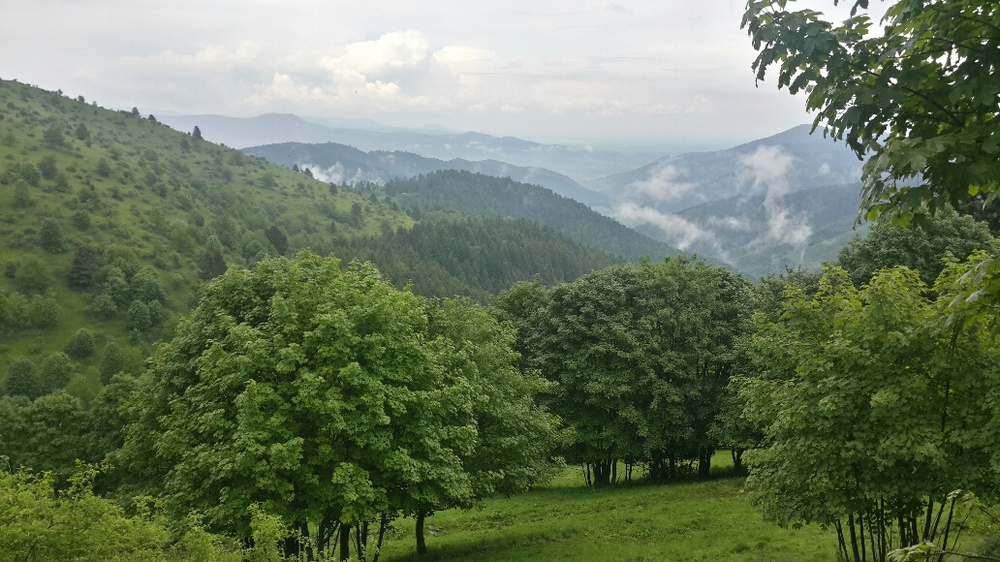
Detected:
[0,79,622,397]
[336,214,622,301]
[241,141,614,208]
[383,170,680,260]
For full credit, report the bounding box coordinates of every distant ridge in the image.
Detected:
[242,141,614,208]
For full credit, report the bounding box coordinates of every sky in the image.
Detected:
[2,1,866,150]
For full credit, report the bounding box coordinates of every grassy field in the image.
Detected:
[376,455,840,562]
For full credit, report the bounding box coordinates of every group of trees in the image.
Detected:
[111,252,560,561]
[494,257,753,485]
[742,1,1000,560]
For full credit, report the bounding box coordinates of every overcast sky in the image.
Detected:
[2,1,865,149]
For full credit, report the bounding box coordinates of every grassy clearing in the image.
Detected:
[377,455,839,562]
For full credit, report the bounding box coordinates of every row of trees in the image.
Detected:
[112,252,561,561]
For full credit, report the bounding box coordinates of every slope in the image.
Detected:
[380,170,680,260]
[0,79,618,401]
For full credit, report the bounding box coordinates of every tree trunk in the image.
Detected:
[339,523,351,561]
[416,511,428,555]
[731,449,743,473]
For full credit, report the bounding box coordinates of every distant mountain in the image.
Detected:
[241,141,613,208]
[157,113,656,182]
[622,182,866,277]
[590,124,863,212]
[380,170,679,261]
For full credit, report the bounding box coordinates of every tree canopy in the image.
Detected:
[117,252,557,560]
[743,0,1000,222]
[742,264,1000,561]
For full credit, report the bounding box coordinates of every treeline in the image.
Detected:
[383,170,677,259]
[336,214,622,301]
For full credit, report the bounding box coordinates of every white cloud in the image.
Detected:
[736,145,812,246]
[626,163,695,202]
[612,202,713,252]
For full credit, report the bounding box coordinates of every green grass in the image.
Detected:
[376,456,839,562]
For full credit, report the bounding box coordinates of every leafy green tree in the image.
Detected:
[199,234,228,281]
[18,163,40,187]
[95,157,112,178]
[12,179,32,207]
[124,300,152,333]
[29,293,62,329]
[838,210,996,287]
[65,328,97,359]
[39,352,76,394]
[192,125,203,140]
[743,0,1000,222]
[39,217,65,253]
[129,265,166,304]
[499,257,752,485]
[412,298,561,554]
[67,245,102,289]
[118,253,485,560]
[98,342,126,385]
[741,265,1000,562]
[37,155,57,180]
[42,124,66,148]
[89,293,118,321]
[265,225,290,256]
[74,122,90,142]
[13,257,50,295]
[4,358,40,399]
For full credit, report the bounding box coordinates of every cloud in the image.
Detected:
[297,161,383,185]
[612,202,715,252]
[626,163,695,202]
[736,145,812,246]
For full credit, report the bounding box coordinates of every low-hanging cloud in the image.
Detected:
[613,202,714,252]
[298,161,383,186]
[736,145,812,247]
[626,163,695,203]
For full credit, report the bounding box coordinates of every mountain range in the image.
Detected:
[241,142,613,208]
[155,113,657,183]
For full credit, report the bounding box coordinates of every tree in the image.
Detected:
[4,358,40,399]
[65,328,97,359]
[743,0,1000,222]
[13,257,50,295]
[192,125,203,140]
[39,352,76,394]
[118,253,487,560]
[199,235,228,281]
[37,155,57,180]
[98,342,127,385]
[39,217,65,253]
[67,245,102,289]
[496,257,752,485]
[42,124,66,148]
[838,209,996,287]
[741,265,1000,562]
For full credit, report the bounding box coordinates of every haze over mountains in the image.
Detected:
[156,113,657,182]
[157,111,869,277]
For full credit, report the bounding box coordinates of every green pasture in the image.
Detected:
[377,454,838,562]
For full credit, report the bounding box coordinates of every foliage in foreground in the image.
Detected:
[115,252,559,561]
[742,264,1000,561]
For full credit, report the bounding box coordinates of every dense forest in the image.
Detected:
[4,1,1000,559]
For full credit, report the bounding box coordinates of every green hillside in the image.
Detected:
[383,170,679,260]
[337,213,622,301]
[0,79,631,400]
[0,79,410,397]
